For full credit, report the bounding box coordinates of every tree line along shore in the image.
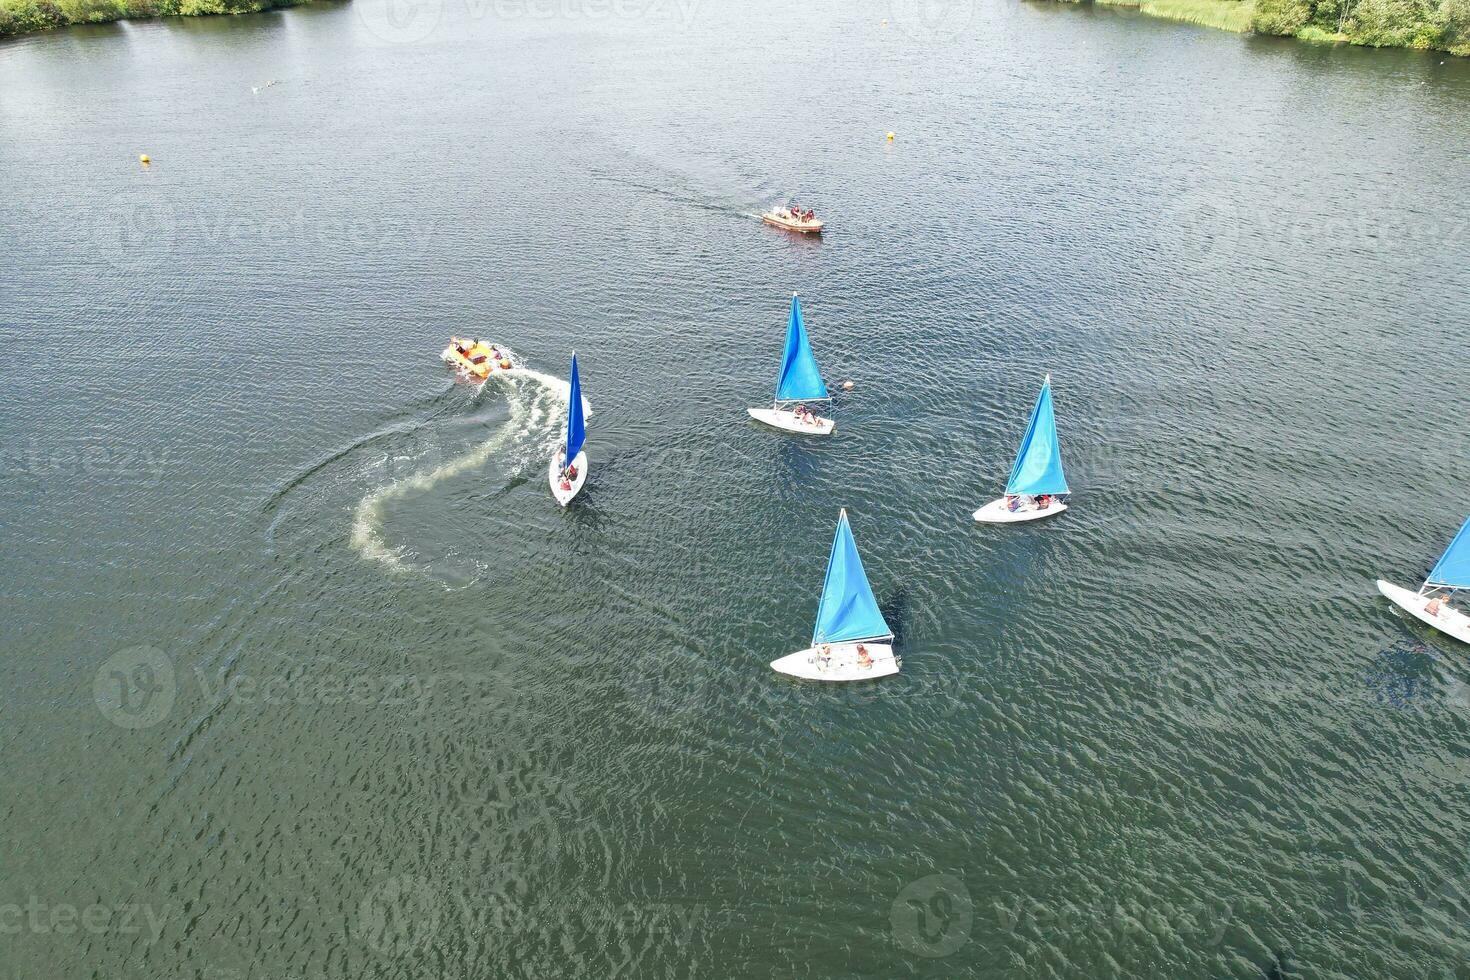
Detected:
[0,0,324,39]
[1051,0,1470,56]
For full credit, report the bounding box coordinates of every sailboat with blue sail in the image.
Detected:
[1378,516,1470,645]
[548,352,588,506]
[771,509,899,681]
[747,294,835,435]
[973,375,1070,524]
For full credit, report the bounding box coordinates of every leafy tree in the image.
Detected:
[1253,0,1314,33]
[1437,0,1470,39]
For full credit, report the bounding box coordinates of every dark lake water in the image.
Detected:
[3,0,1470,976]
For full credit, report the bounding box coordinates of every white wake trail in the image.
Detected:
[479,368,593,420]
[352,367,574,580]
[351,396,529,574]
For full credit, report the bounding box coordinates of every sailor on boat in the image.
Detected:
[1005,493,1056,513]
[554,448,578,492]
[761,204,824,233]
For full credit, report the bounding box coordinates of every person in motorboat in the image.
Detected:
[856,644,873,670]
[803,209,815,223]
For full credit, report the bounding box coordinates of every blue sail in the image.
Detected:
[1004,377,1069,496]
[774,295,829,402]
[812,510,892,645]
[565,353,585,465]
[1427,516,1470,589]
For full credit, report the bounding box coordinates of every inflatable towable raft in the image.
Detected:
[441,337,514,380]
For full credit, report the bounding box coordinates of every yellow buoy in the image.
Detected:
[885,132,895,142]
[881,18,887,25]
[139,153,151,164]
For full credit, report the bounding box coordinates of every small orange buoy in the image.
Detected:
[139,153,151,164]
[499,359,511,369]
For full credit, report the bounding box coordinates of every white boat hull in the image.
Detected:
[761,212,824,234]
[549,450,587,507]
[770,643,898,682]
[747,407,834,435]
[972,497,1068,524]
[1377,579,1470,645]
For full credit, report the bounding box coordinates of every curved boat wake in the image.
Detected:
[351,370,577,587]
[482,366,592,421]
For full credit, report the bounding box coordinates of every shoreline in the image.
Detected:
[1053,0,1470,57]
[0,0,330,41]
